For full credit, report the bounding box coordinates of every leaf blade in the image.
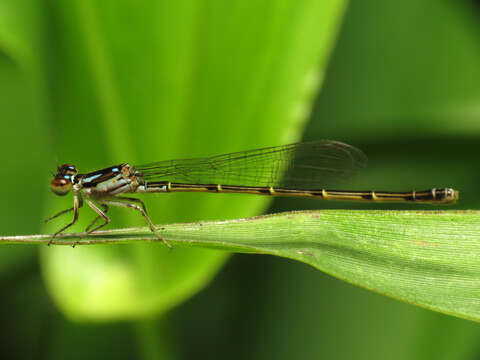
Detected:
[12,210,480,322]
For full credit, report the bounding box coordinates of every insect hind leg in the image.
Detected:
[102,196,170,248]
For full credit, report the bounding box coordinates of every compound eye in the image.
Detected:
[50,177,72,196]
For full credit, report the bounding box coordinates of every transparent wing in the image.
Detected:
[135,140,367,189]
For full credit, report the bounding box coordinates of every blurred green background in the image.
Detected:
[1,0,480,359]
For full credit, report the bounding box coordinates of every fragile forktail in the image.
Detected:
[46,140,459,247]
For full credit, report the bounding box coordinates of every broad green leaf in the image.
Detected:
[41,0,348,320]
[0,0,51,274]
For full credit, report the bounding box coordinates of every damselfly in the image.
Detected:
[46,140,459,246]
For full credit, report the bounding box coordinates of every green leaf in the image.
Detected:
[41,0,348,321]
[0,0,51,275]
[9,210,480,322]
